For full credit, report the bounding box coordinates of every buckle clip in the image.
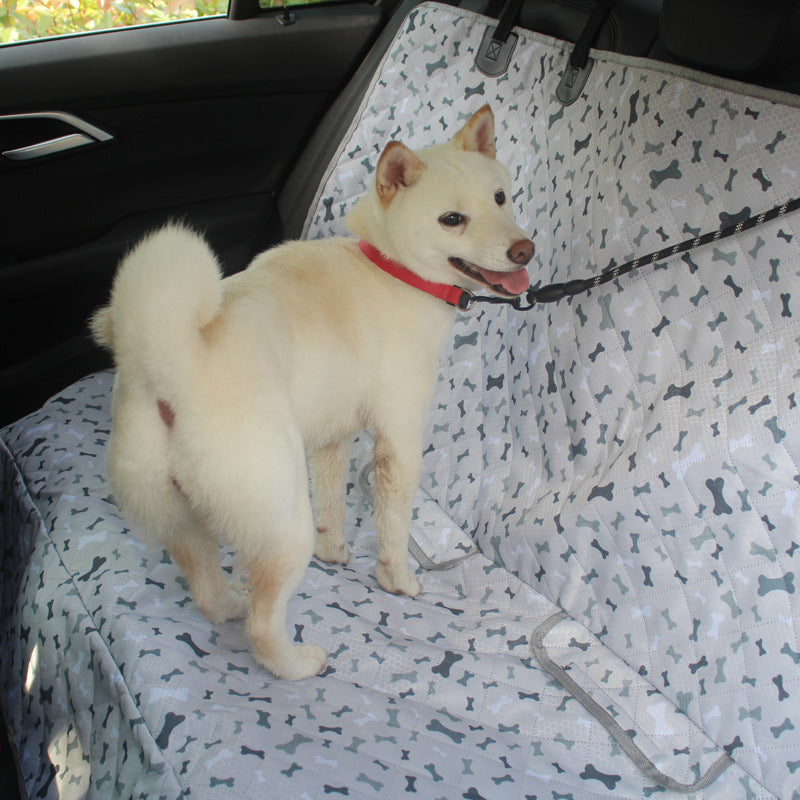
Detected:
[457,289,476,311]
[474,26,518,78]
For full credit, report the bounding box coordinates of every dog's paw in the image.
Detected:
[198,581,251,624]
[376,563,422,597]
[258,644,328,681]
[219,581,251,621]
[314,535,350,565]
[291,644,328,680]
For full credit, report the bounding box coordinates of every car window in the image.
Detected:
[1,0,228,44]
[1,0,332,44]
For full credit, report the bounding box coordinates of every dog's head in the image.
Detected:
[348,105,534,297]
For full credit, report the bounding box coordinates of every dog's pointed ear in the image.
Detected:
[376,141,426,207]
[452,105,496,158]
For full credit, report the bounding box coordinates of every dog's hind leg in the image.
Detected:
[195,418,326,681]
[310,439,350,565]
[107,387,249,624]
[246,545,327,680]
[244,489,327,681]
[115,451,250,625]
[167,519,250,624]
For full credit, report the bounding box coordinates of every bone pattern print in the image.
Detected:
[306,6,800,795]
[2,3,800,798]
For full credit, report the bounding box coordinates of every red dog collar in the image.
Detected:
[358,240,473,309]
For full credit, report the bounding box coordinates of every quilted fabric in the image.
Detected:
[304,4,800,797]
[2,3,800,798]
[0,376,772,799]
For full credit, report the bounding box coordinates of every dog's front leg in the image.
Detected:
[372,434,422,597]
[310,440,350,565]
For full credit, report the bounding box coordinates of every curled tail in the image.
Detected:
[91,223,223,400]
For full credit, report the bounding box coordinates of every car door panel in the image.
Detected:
[0,3,384,425]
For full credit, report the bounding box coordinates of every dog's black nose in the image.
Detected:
[508,239,534,265]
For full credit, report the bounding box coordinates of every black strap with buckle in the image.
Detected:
[556,0,614,105]
[474,0,524,77]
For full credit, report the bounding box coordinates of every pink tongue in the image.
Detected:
[477,266,530,296]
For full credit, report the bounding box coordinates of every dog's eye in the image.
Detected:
[494,190,506,206]
[439,212,466,227]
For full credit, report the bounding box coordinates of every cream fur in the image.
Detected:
[92,106,533,680]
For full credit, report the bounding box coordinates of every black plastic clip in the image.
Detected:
[277,3,295,26]
[475,25,518,77]
[555,0,613,106]
[556,57,594,105]
[474,0,523,77]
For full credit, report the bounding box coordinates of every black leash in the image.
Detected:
[462,196,800,311]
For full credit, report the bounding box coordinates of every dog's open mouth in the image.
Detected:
[449,257,530,297]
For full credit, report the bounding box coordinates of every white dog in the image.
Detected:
[91,105,533,680]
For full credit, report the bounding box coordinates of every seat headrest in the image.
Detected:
[660,0,800,78]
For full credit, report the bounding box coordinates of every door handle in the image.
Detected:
[1,111,114,162]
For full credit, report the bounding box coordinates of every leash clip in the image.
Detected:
[457,289,476,310]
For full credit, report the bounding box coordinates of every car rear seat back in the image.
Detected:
[287,1,800,796]
[279,0,800,242]
[653,0,800,94]
[279,0,664,238]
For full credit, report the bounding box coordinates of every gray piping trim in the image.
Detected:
[503,20,800,109]
[530,611,735,794]
[583,46,800,110]
[408,537,478,571]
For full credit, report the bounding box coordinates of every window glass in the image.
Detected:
[258,0,311,7]
[1,0,229,44]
